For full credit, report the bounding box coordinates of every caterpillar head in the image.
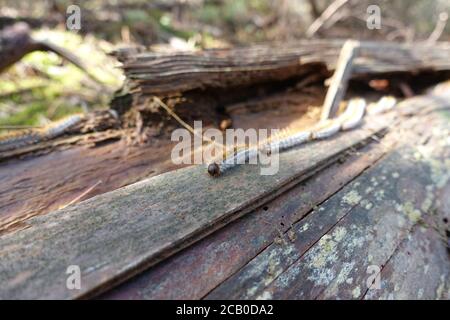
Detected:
[207,163,221,177]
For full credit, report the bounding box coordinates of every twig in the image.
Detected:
[306,0,350,38]
[39,40,105,85]
[426,12,448,44]
[152,96,220,146]
[321,40,359,121]
[398,82,414,98]
[59,180,102,209]
[152,96,203,140]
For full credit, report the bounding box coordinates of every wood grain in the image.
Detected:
[206,111,450,300]
[0,113,389,299]
[101,134,392,299]
[364,226,449,300]
[0,137,180,235]
[120,40,450,95]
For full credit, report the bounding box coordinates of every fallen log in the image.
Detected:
[0,83,449,299]
[119,40,450,96]
[1,38,450,300]
[0,102,391,299]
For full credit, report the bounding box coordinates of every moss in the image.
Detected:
[352,286,361,298]
[342,190,362,206]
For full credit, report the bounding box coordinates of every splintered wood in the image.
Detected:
[0,84,449,299]
[0,108,392,299]
[102,90,450,300]
[1,38,450,300]
[119,40,450,96]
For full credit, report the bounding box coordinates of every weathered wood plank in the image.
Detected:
[363,124,450,300]
[205,148,408,299]
[101,134,392,299]
[364,226,449,300]
[206,111,449,300]
[0,87,322,234]
[0,137,180,235]
[121,40,450,95]
[0,111,390,299]
[316,135,449,300]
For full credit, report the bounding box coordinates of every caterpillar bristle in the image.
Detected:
[263,130,311,155]
[0,113,85,152]
[311,120,341,139]
[0,130,41,152]
[43,114,84,139]
[207,146,259,176]
[207,95,397,177]
[340,98,366,130]
[367,96,396,115]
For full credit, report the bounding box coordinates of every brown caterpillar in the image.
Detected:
[366,96,396,115]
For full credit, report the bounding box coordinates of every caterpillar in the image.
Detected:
[0,130,41,152]
[0,114,84,152]
[311,119,342,139]
[366,96,396,115]
[207,147,259,177]
[340,98,366,130]
[42,114,84,139]
[263,130,312,155]
[207,95,395,177]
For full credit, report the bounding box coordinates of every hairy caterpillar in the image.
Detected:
[0,131,41,152]
[0,114,84,152]
[311,119,342,139]
[366,96,396,115]
[262,130,312,156]
[340,98,366,130]
[206,96,395,177]
[207,147,259,177]
[260,99,365,156]
[42,114,84,139]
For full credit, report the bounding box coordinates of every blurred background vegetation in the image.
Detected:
[1,0,449,128]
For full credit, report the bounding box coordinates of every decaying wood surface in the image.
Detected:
[0,106,391,299]
[1,35,449,300]
[120,40,450,95]
[102,129,395,300]
[1,81,449,299]
[364,225,449,300]
[0,136,180,235]
[0,90,323,235]
[206,137,449,299]
[102,92,450,300]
